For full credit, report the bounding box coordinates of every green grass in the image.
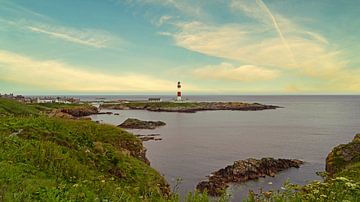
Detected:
[336,161,360,182]
[0,116,171,201]
[0,97,94,116]
[0,98,39,116]
[0,98,174,201]
[0,116,172,201]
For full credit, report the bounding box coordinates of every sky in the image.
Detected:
[0,0,359,95]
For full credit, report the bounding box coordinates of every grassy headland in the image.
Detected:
[0,98,171,201]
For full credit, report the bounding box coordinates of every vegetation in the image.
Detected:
[1,97,359,201]
[247,134,360,202]
[0,98,171,201]
[0,98,40,115]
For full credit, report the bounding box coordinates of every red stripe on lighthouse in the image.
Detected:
[177,92,181,96]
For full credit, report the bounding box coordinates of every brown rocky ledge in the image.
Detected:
[48,106,99,119]
[196,158,303,196]
[60,106,99,117]
[118,118,166,129]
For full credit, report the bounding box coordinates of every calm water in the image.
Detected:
[89,95,360,200]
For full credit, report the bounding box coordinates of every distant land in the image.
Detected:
[100,101,279,113]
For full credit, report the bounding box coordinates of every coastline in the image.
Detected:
[100,101,280,113]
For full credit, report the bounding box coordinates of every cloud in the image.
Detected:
[193,63,280,82]
[156,15,172,26]
[0,1,48,20]
[0,18,119,48]
[0,50,178,92]
[124,0,205,17]
[157,1,360,92]
[166,14,345,79]
[26,24,117,48]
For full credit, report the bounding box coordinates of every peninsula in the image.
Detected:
[100,101,279,113]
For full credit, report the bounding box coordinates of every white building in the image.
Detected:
[148,98,162,102]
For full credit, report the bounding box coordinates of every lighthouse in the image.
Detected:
[177,81,182,101]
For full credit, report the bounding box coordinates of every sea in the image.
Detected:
[85,95,360,201]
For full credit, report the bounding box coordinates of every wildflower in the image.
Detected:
[264,191,272,198]
[73,184,79,187]
[268,182,273,185]
[335,177,349,181]
[320,194,327,198]
[280,187,286,190]
[101,180,105,183]
[345,182,356,188]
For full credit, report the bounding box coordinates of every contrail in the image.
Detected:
[256,0,297,65]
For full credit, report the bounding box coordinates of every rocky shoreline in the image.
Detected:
[196,158,303,196]
[101,101,280,113]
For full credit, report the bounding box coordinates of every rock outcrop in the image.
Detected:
[326,134,360,176]
[48,109,75,119]
[118,118,166,129]
[60,106,99,117]
[196,158,303,196]
[135,134,162,142]
[48,106,99,119]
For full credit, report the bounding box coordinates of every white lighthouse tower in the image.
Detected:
[177,81,182,101]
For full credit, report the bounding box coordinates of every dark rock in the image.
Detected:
[108,167,124,178]
[139,136,155,141]
[196,158,303,196]
[97,111,113,115]
[326,133,360,176]
[118,118,166,129]
[135,134,163,142]
[60,106,99,117]
[148,134,161,137]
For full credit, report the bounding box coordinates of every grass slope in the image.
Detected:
[0,98,170,201]
[0,98,39,115]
